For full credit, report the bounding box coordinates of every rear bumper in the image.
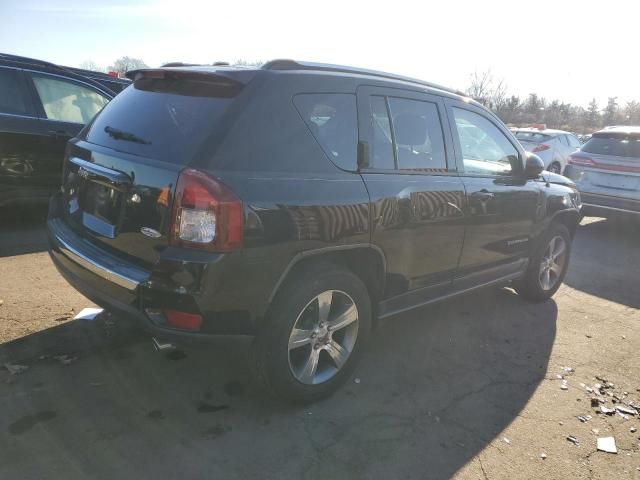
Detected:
[47,194,259,340]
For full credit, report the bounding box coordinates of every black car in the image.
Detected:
[0,53,118,206]
[62,66,131,93]
[47,60,581,402]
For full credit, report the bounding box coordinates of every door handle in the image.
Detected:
[470,190,494,201]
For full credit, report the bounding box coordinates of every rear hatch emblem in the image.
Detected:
[140,227,162,238]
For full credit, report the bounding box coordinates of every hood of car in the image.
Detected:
[540,170,576,188]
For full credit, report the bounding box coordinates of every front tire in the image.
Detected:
[251,263,371,403]
[514,223,571,302]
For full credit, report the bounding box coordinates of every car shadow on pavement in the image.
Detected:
[564,217,640,309]
[0,287,556,480]
[0,206,48,257]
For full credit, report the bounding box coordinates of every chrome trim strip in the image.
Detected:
[69,157,131,185]
[378,270,525,320]
[0,111,39,120]
[56,233,140,290]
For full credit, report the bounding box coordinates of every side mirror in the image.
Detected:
[524,152,545,179]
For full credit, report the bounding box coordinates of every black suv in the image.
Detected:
[0,54,121,206]
[47,60,581,402]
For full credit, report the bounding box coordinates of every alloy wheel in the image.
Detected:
[538,235,567,291]
[287,290,359,385]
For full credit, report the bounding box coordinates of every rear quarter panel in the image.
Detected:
[195,72,372,322]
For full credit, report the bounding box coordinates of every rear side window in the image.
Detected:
[31,74,109,124]
[388,97,446,171]
[293,94,357,171]
[0,68,31,116]
[567,135,581,148]
[582,134,640,158]
[86,77,239,164]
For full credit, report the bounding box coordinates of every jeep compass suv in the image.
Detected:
[47,60,581,402]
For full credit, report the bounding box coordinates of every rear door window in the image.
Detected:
[31,74,109,124]
[387,97,446,171]
[0,67,33,116]
[293,93,357,171]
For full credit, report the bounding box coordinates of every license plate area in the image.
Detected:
[79,180,124,238]
[591,173,639,191]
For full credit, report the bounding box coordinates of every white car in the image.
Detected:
[512,127,581,173]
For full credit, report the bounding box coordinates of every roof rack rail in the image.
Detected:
[0,53,60,69]
[262,59,465,96]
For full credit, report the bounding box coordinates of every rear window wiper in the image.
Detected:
[104,126,151,145]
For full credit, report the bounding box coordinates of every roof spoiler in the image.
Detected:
[125,68,244,87]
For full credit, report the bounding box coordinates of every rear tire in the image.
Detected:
[514,223,571,302]
[251,263,371,403]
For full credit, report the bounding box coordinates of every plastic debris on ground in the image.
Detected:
[616,406,636,416]
[560,379,569,390]
[4,363,28,375]
[599,405,615,415]
[567,435,580,446]
[73,307,104,321]
[354,378,361,384]
[597,436,617,454]
[540,453,547,459]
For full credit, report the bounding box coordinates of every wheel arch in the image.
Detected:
[268,244,387,313]
[550,208,581,238]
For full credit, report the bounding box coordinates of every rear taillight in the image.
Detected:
[163,309,203,330]
[532,144,550,153]
[170,169,243,252]
[568,155,596,167]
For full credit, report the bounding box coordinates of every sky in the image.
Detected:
[1,0,638,108]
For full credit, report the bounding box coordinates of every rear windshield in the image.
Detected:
[84,76,240,163]
[582,133,640,158]
[514,131,552,143]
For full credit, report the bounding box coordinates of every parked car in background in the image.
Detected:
[0,53,117,206]
[63,66,130,93]
[577,134,591,144]
[564,126,640,219]
[47,60,581,402]
[512,127,581,173]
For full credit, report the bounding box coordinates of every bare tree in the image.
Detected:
[602,97,621,127]
[108,56,148,76]
[233,59,263,67]
[79,60,104,72]
[587,99,600,129]
[624,101,640,125]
